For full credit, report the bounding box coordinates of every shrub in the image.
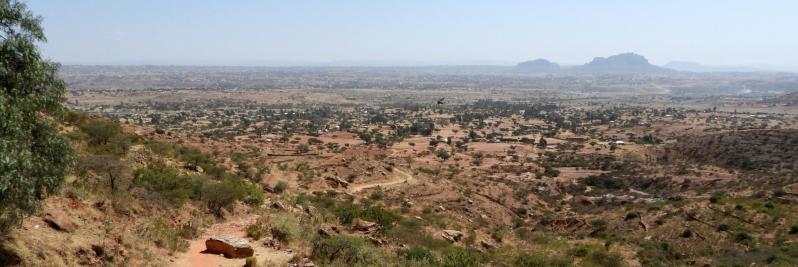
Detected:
[133,163,204,205]
[569,246,590,257]
[271,227,290,243]
[359,205,400,229]
[442,247,480,267]
[141,218,190,253]
[398,246,437,264]
[436,149,451,160]
[346,173,357,183]
[514,252,572,267]
[734,232,752,242]
[145,140,176,157]
[369,191,384,201]
[624,212,640,221]
[297,144,310,153]
[583,173,625,189]
[582,250,624,267]
[247,224,266,240]
[77,117,139,156]
[312,235,377,265]
[203,179,263,215]
[274,180,288,193]
[177,223,200,239]
[333,202,360,225]
[716,224,731,232]
[543,166,560,177]
[332,202,399,230]
[80,118,123,146]
[308,138,324,145]
[270,214,299,244]
[680,229,693,238]
[709,192,723,204]
[387,219,451,251]
[590,219,608,228]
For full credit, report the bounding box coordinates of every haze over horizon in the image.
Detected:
[28,0,798,69]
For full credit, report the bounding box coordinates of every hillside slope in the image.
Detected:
[665,129,798,172]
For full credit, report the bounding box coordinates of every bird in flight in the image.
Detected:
[437,98,445,105]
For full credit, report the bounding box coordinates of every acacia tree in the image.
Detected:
[0,0,72,232]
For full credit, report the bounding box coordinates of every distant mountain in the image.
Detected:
[664,61,763,73]
[515,53,674,74]
[515,59,560,72]
[574,53,673,74]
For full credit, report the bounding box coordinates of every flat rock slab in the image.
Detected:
[205,236,254,258]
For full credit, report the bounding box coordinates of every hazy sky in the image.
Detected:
[27,0,798,66]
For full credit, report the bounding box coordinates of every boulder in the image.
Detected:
[325,176,349,188]
[318,224,340,238]
[204,236,254,258]
[43,208,77,233]
[353,219,380,233]
[441,230,464,242]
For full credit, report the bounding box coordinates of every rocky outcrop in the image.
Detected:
[325,176,349,188]
[43,208,77,233]
[318,224,340,238]
[441,229,464,242]
[204,236,254,258]
[353,219,380,233]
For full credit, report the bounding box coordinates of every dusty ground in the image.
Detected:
[170,216,294,267]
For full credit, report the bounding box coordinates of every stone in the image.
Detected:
[353,219,380,233]
[204,236,254,258]
[441,230,464,242]
[318,224,339,238]
[325,176,349,188]
[43,208,77,233]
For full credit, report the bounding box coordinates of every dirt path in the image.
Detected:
[170,168,415,266]
[347,168,417,193]
[170,216,294,267]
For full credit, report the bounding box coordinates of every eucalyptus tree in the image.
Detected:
[0,0,72,232]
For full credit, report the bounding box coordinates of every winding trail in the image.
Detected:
[347,168,417,193]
